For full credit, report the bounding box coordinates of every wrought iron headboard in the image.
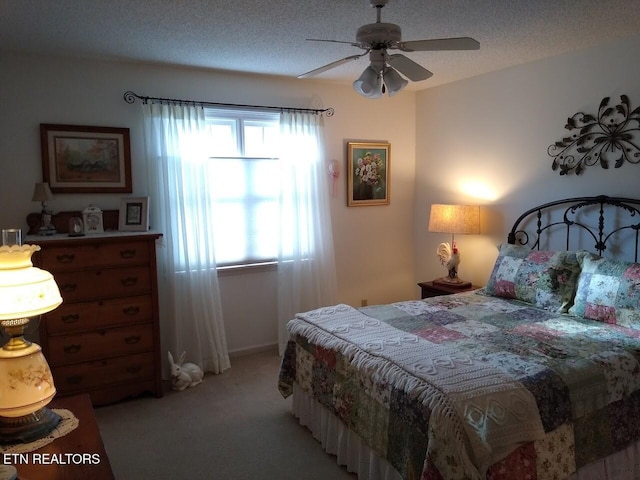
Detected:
[507,195,640,261]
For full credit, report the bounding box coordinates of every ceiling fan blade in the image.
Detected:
[387,54,433,82]
[399,37,480,52]
[298,54,365,79]
[306,38,359,47]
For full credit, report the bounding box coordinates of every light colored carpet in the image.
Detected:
[95,349,356,479]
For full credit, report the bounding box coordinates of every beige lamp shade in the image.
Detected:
[428,204,480,235]
[31,182,53,203]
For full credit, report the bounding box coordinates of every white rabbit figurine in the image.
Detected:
[168,351,204,391]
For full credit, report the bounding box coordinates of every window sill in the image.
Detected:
[216,261,277,276]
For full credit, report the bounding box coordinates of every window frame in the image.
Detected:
[204,108,281,269]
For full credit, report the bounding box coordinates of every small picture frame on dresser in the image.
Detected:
[119,196,149,231]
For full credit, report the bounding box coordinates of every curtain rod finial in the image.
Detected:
[123,91,138,104]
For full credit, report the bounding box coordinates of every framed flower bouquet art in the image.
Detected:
[347,142,390,206]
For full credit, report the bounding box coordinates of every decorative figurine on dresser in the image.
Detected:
[25,211,163,406]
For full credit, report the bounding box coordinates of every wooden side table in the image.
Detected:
[418,281,481,299]
[6,394,114,480]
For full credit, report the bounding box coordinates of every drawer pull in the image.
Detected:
[126,365,143,374]
[124,335,141,345]
[120,249,136,258]
[121,277,139,287]
[63,344,82,354]
[56,253,75,264]
[66,375,84,385]
[60,283,78,293]
[61,314,80,324]
[123,306,140,316]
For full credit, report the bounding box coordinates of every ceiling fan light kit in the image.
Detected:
[299,0,480,99]
[353,49,408,98]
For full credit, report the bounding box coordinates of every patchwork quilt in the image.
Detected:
[278,291,640,480]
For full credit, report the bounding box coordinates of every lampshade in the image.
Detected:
[383,67,408,96]
[31,182,53,203]
[428,204,479,288]
[353,66,381,97]
[428,204,480,235]
[0,245,62,320]
[0,239,63,444]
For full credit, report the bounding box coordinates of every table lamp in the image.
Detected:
[428,204,480,288]
[0,229,63,444]
[31,182,56,236]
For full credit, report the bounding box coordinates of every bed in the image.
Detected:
[278,195,640,480]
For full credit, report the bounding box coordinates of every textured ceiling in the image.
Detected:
[2,0,640,91]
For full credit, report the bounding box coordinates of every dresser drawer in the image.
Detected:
[55,266,151,301]
[47,324,154,365]
[45,295,153,334]
[52,352,155,393]
[39,241,150,272]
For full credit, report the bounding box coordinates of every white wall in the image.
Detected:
[0,51,417,355]
[6,33,639,356]
[414,34,640,290]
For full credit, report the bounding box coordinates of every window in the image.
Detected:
[203,108,280,267]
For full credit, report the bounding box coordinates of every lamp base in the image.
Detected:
[38,226,56,236]
[433,277,472,289]
[0,407,61,445]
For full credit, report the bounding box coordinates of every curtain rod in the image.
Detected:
[123,91,334,117]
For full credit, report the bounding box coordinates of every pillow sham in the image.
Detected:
[568,254,640,327]
[485,244,581,313]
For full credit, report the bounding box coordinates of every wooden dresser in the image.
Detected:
[28,232,163,406]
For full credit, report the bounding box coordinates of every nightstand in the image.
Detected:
[418,281,481,299]
[11,394,114,480]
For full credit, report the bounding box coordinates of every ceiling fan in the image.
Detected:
[298,0,480,98]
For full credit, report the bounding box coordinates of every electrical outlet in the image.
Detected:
[361,299,368,307]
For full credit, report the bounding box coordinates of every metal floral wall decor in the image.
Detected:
[548,95,640,175]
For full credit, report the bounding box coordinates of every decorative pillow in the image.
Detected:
[485,244,581,313]
[568,254,640,327]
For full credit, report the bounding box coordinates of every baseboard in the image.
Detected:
[229,343,278,359]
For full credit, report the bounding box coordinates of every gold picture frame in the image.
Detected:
[347,142,390,206]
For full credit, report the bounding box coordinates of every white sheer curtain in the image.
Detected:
[277,111,338,354]
[142,103,230,374]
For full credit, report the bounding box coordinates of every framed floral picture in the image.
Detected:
[40,124,132,193]
[347,142,390,206]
